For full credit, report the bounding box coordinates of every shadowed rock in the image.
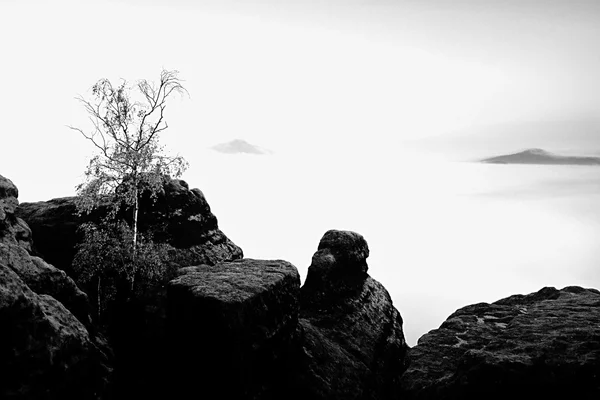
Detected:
[165,230,409,399]
[0,173,112,399]
[0,175,32,252]
[16,178,243,274]
[295,230,410,400]
[401,286,600,400]
[16,177,243,399]
[0,243,92,328]
[167,259,300,399]
[0,264,112,399]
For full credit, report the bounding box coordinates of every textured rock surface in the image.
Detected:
[0,174,112,399]
[16,178,243,273]
[167,258,301,399]
[0,175,32,251]
[295,230,410,400]
[0,242,92,328]
[0,264,112,399]
[401,286,600,399]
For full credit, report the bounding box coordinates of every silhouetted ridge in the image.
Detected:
[481,148,600,165]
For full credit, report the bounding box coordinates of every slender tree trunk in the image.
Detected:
[97,275,101,323]
[133,187,138,250]
[130,186,139,294]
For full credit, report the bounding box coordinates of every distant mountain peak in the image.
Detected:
[522,148,550,155]
[481,148,600,165]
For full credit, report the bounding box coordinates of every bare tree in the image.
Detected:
[69,69,188,291]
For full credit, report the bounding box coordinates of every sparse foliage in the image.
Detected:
[72,221,173,324]
[69,69,189,293]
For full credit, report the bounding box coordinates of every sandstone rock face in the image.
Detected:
[0,174,112,399]
[0,243,92,328]
[165,230,410,400]
[0,175,32,251]
[401,286,600,400]
[296,230,410,400]
[16,178,243,273]
[167,259,301,399]
[16,177,243,398]
[0,264,112,399]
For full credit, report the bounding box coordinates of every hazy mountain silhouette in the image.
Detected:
[481,148,600,165]
[211,139,272,155]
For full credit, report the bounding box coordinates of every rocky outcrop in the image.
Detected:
[167,259,301,399]
[0,174,112,399]
[0,242,93,328]
[16,178,243,274]
[1,175,32,251]
[295,230,410,400]
[401,286,600,399]
[164,230,410,400]
[0,264,112,399]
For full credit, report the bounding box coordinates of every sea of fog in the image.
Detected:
[183,149,600,346]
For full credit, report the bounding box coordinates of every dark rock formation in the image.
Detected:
[0,242,93,328]
[167,259,301,399]
[401,286,600,400]
[481,148,600,165]
[0,264,112,399]
[295,230,410,400]
[164,230,409,400]
[0,174,112,399]
[1,175,92,329]
[1,175,32,251]
[16,178,243,274]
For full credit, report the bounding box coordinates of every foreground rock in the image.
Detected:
[167,259,301,399]
[16,178,243,274]
[0,174,112,399]
[401,286,600,399]
[164,230,410,400]
[0,264,112,399]
[295,230,410,400]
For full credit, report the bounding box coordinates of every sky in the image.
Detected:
[2,0,600,201]
[2,0,600,343]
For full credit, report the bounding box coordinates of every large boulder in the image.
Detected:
[0,174,112,399]
[0,264,112,399]
[16,178,243,274]
[401,286,600,399]
[167,258,301,399]
[294,230,410,400]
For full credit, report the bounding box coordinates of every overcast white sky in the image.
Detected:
[2,0,600,198]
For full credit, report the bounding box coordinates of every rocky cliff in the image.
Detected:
[11,170,600,400]
[165,230,411,400]
[401,286,600,399]
[0,174,112,399]
[296,230,410,400]
[16,178,243,274]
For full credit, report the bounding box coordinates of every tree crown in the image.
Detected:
[70,69,189,215]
